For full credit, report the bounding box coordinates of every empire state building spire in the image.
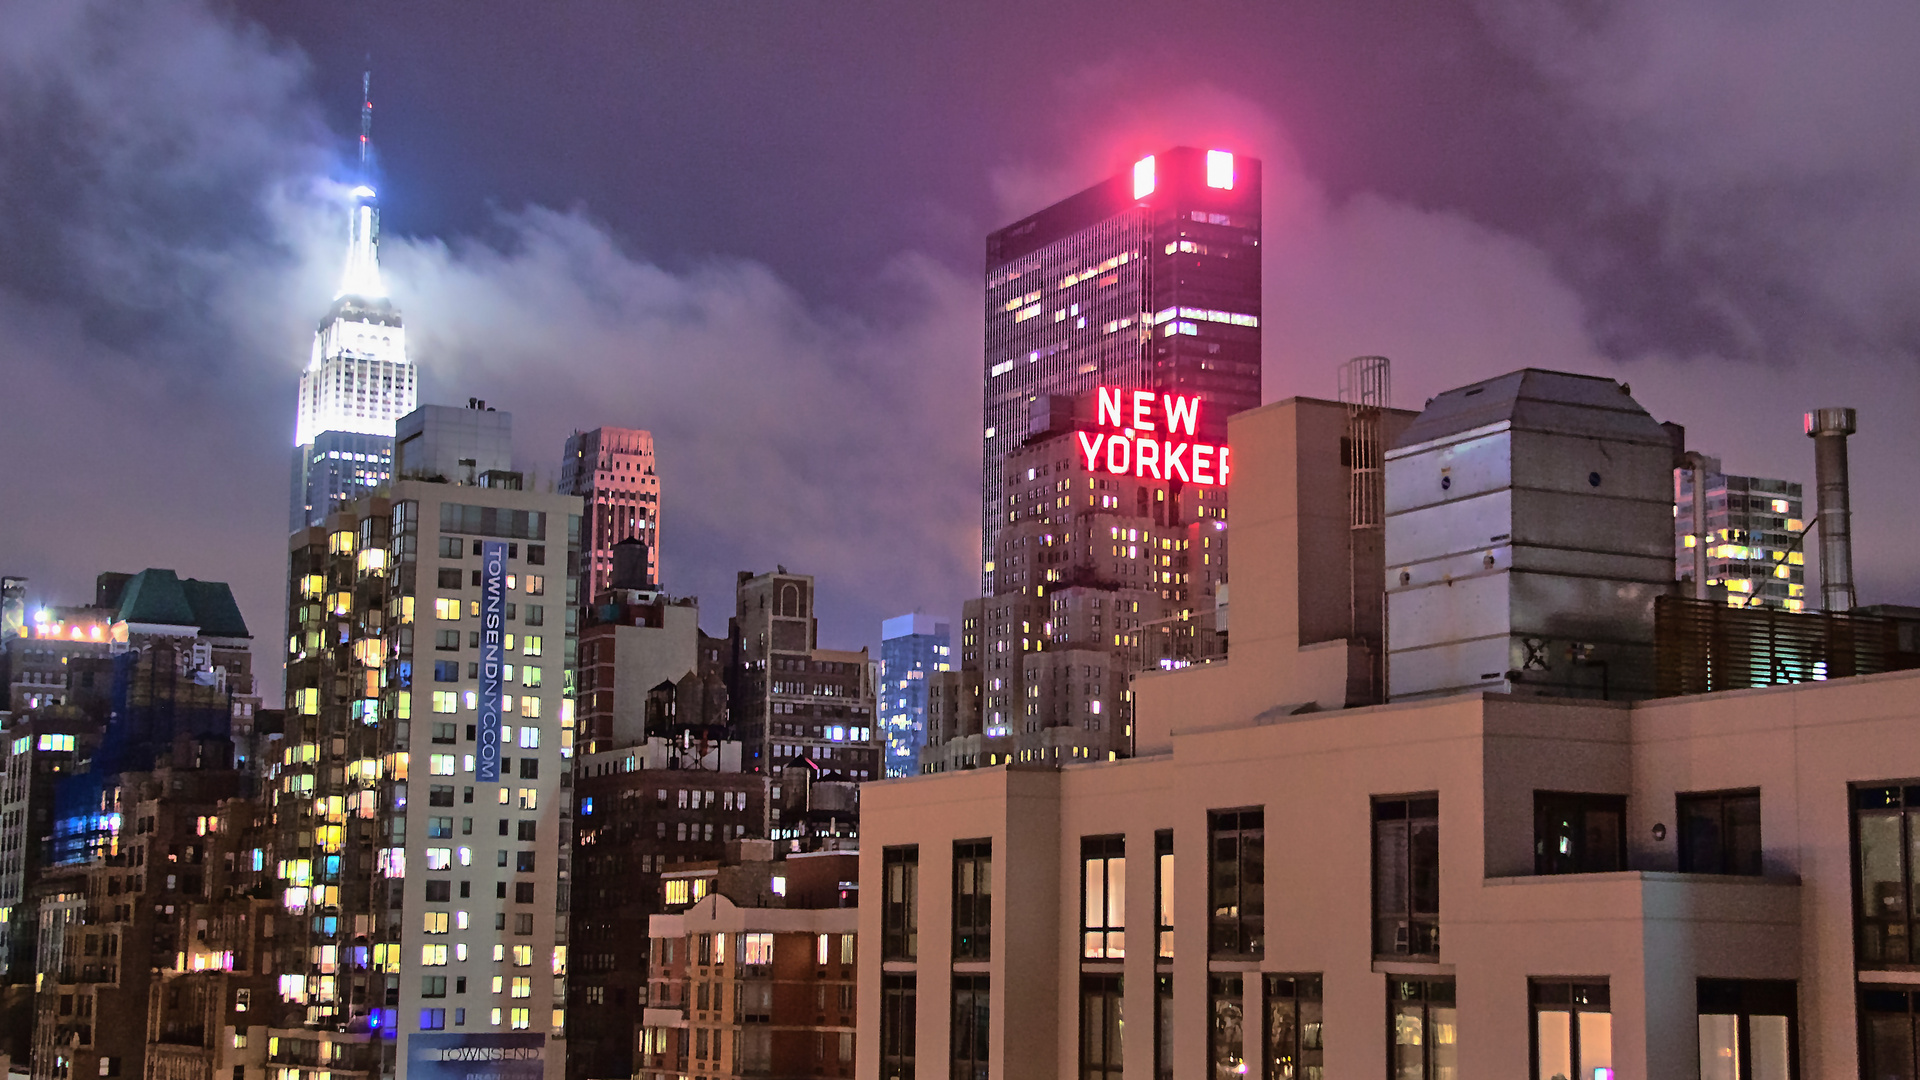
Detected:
[290,69,417,531]
[338,73,385,300]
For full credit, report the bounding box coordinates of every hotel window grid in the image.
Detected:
[1155,829,1174,959]
[1680,789,1763,876]
[1388,977,1457,1080]
[1209,808,1264,958]
[1533,792,1626,875]
[1155,975,1174,1080]
[953,839,991,961]
[1700,979,1795,1080]
[881,973,916,1080]
[951,973,989,1080]
[1082,835,1125,959]
[1263,974,1323,1080]
[1080,973,1123,1080]
[1373,795,1439,958]
[1210,973,1245,1080]
[884,845,919,961]
[1531,979,1611,1080]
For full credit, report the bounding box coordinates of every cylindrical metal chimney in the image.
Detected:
[1805,407,1858,612]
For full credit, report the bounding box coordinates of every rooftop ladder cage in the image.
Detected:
[1653,594,1909,696]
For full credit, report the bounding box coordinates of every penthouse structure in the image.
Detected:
[861,375,1920,1080]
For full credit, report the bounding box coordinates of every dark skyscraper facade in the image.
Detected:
[980,146,1262,594]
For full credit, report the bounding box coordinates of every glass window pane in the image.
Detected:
[1430,1004,1458,1080]
[1535,1009,1572,1080]
[1410,821,1440,916]
[1747,1014,1789,1080]
[1391,1002,1425,1080]
[1726,794,1763,875]
[1086,860,1103,929]
[1697,1014,1739,1080]
[1578,1011,1612,1072]
[1108,857,1127,929]
[1860,812,1907,962]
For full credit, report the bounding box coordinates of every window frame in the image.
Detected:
[1155,829,1174,960]
[1677,788,1763,876]
[883,846,919,961]
[1079,972,1123,1080]
[953,839,992,961]
[1387,977,1456,1080]
[1529,978,1611,1080]
[951,973,990,1080]
[1081,835,1125,960]
[1700,978,1797,1080]
[1373,794,1440,959]
[1209,973,1245,1080]
[1852,781,1920,967]
[880,972,916,1080]
[1208,808,1264,960]
[1262,973,1323,1080]
[1533,791,1627,875]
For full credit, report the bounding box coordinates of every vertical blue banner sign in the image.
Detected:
[478,540,507,783]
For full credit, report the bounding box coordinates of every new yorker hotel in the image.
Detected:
[280,404,577,1080]
[981,147,1261,596]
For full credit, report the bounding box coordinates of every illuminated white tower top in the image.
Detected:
[294,75,415,448]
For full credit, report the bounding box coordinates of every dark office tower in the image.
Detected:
[980,146,1262,594]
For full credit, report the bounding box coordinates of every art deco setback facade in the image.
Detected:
[858,392,1920,1080]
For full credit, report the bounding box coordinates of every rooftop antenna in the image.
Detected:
[359,68,373,177]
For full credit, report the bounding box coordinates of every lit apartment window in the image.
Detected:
[1533,792,1625,875]
[1080,973,1123,1080]
[881,973,915,1080]
[953,840,992,961]
[1700,979,1795,1080]
[1155,830,1173,959]
[1388,977,1456,1079]
[1155,975,1174,1080]
[1209,973,1244,1080]
[1208,808,1263,958]
[1082,835,1125,959]
[951,974,989,1080]
[1679,789,1762,875]
[1373,795,1439,958]
[1531,979,1610,1080]
[1856,782,1920,965]
[1263,974,1323,1080]
[883,846,919,961]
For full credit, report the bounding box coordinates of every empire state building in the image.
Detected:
[290,83,417,530]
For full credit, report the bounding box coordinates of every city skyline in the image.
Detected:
[8,0,1920,708]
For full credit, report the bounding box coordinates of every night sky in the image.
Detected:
[5,0,1920,701]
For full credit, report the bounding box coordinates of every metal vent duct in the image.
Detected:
[1805,407,1858,612]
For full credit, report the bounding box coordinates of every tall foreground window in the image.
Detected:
[1531,979,1610,1080]
[1263,974,1323,1080]
[1389,977,1456,1080]
[883,846,919,961]
[1699,979,1794,1080]
[1374,795,1439,957]
[951,974,989,1080]
[1210,974,1244,1080]
[1156,829,1174,959]
[1209,809,1264,958]
[1155,975,1174,1080]
[953,840,991,961]
[881,973,915,1080]
[1080,974,1123,1080]
[1857,782,1920,965]
[1082,836,1125,959]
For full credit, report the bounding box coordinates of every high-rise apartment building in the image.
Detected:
[727,570,879,779]
[1675,463,1807,611]
[278,404,578,1079]
[878,615,950,777]
[290,90,417,530]
[560,427,661,603]
[981,146,1261,595]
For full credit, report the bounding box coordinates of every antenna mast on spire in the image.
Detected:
[359,69,373,177]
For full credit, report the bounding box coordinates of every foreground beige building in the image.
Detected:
[859,390,1920,1080]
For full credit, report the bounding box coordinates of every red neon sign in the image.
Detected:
[1075,387,1230,485]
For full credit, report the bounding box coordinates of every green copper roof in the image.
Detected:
[114,569,250,638]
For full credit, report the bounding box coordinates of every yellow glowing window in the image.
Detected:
[513,946,533,967]
[421,944,447,966]
[523,635,542,656]
[435,598,461,621]
[424,912,449,934]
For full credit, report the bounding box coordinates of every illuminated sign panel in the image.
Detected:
[1076,387,1230,485]
[1133,155,1156,200]
[1207,149,1234,189]
[477,541,506,783]
[408,1034,545,1080]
